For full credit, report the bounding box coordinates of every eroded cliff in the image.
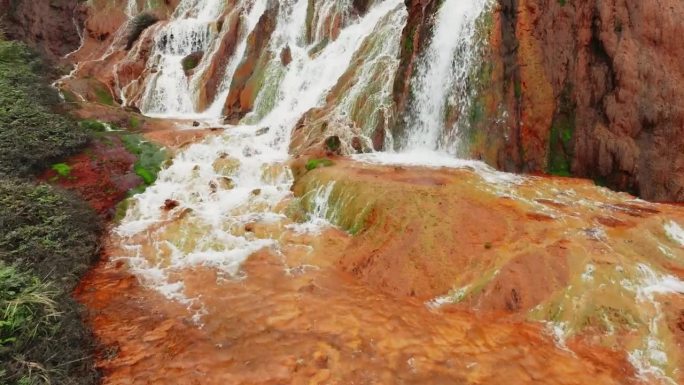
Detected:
[461,0,684,202]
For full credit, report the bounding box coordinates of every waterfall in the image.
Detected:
[125,0,139,17]
[139,0,227,116]
[400,0,491,153]
[112,0,501,302]
[116,0,406,299]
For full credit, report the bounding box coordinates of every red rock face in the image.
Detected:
[0,0,87,62]
[475,0,684,202]
[196,12,242,111]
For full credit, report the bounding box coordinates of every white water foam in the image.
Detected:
[116,0,405,300]
[354,150,524,185]
[401,0,491,153]
[626,263,684,383]
[664,221,684,246]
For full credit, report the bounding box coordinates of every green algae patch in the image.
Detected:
[93,80,116,106]
[80,119,109,132]
[547,84,576,176]
[51,162,72,177]
[306,158,334,171]
[242,64,286,124]
[298,177,373,236]
[121,134,168,191]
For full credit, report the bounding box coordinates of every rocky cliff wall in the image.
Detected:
[468,0,684,202]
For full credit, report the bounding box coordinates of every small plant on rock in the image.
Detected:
[51,163,71,177]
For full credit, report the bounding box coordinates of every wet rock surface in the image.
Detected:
[72,157,684,384]
[10,0,684,383]
[78,238,635,385]
[39,136,141,217]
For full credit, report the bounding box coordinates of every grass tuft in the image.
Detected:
[0,179,101,385]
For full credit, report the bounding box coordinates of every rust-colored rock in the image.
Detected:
[0,0,86,62]
[222,4,279,123]
[39,136,141,218]
[162,199,180,211]
[77,225,639,385]
[196,11,242,111]
[279,45,292,66]
[471,0,684,202]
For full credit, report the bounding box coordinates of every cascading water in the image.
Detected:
[117,0,406,300]
[400,0,491,153]
[125,0,139,17]
[139,0,228,116]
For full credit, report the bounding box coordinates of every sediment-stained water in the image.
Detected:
[65,0,684,384]
[78,230,636,385]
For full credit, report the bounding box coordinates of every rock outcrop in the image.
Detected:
[8,0,682,202]
[292,158,684,383]
[467,0,684,202]
[0,0,86,63]
[222,4,279,123]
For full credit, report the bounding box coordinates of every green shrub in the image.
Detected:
[0,263,57,349]
[0,263,59,384]
[79,119,108,132]
[126,13,159,50]
[0,41,88,177]
[0,179,100,286]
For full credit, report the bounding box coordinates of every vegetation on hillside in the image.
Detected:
[0,41,88,177]
[0,181,100,385]
[0,40,101,385]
